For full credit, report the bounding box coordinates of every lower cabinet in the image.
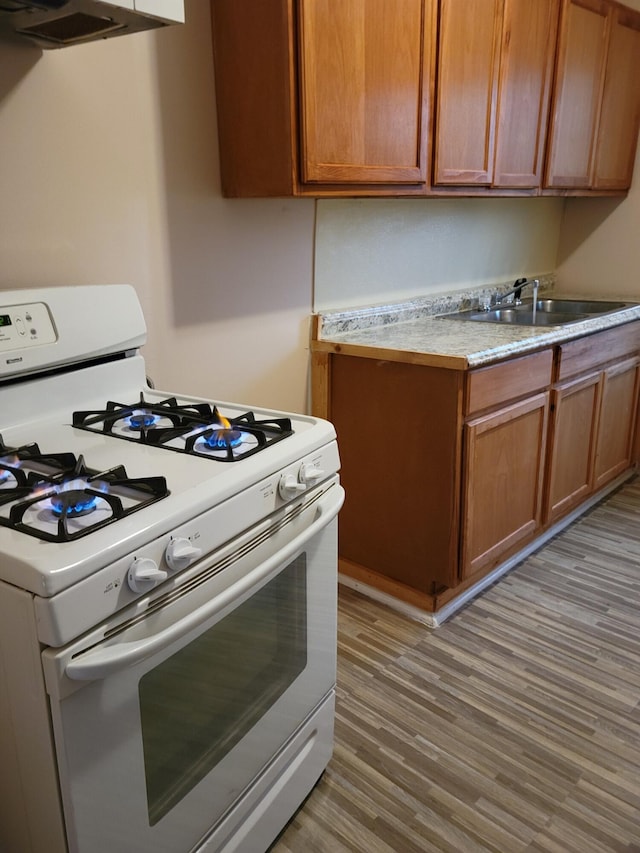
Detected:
[594,357,640,488]
[313,321,640,612]
[326,354,463,602]
[460,349,553,580]
[461,394,549,579]
[546,327,640,525]
[545,371,601,523]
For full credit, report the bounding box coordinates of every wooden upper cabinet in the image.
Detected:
[211,0,298,197]
[434,0,502,185]
[210,0,436,196]
[298,0,435,184]
[593,6,640,189]
[493,0,559,187]
[546,0,611,188]
[211,0,639,197]
[434,0,558,188]
[545,0,640,190]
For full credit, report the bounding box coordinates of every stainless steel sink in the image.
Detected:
[440,298,637,327]
[531,298,629,314]
[455,308,588,326]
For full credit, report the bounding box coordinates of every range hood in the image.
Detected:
[0,0,184,48]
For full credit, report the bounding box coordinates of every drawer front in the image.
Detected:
[465,349,553,415]
[557,321,640,380]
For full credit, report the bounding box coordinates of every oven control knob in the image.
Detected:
[165,537,202,572]
[279,473,306,501]
[127,557,167,594]
[298,461,325,485]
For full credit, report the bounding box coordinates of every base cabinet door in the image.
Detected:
[461,393,549,579]
[594,358,640,488]
[545,372,601,523]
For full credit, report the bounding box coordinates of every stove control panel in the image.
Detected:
[0,301,57,352]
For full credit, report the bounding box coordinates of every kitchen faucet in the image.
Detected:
[492,277,539,307]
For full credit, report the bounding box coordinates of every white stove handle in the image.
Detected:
[65,484,344,683]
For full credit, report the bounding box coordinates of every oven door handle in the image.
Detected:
[65,484,344,682]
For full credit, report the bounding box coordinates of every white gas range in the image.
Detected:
[0,285,343,853]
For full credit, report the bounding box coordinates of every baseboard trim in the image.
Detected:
[338,470,635,627]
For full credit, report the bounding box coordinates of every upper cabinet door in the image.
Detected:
[493,0,559,187]
[545,0,610,189]
[298,0,435,184]
[545,0,640,191]
[593,6,640,190]
[434,0,503,185]
[434,0,558,188]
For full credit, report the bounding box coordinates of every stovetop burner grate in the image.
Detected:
[72,393,294,461]
[0,434,169,543]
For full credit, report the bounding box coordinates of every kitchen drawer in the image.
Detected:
[557,321,640,380]
[465,349,553,415]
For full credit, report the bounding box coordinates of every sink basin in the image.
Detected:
[455,308,589,326]
[440,297,638,327]
[527,298,629,314]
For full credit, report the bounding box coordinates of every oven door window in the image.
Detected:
[138,555,307,825]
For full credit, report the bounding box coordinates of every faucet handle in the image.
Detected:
[479,289,493,311]
[513,277,528,303]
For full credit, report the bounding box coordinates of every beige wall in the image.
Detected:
[555,140,640,299]
[0,1,315,413]
[314,197,564,311]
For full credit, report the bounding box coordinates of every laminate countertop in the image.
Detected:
[312,283,640,370]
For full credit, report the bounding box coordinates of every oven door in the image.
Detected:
[41,479,344,853]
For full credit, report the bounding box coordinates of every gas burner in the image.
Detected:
[202,427,243,450]
[0,437,169,543]
[0,434,75,492]
[73,394,213,440]
[0,455,21,489]
[51,489,100,518]
[73,395,294,462]
[127,411,162,430]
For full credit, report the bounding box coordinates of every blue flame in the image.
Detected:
[51,492,99,517]
[204,428,242,449]
[128,411,160,430]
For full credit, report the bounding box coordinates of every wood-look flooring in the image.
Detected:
[271,477,640,852]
